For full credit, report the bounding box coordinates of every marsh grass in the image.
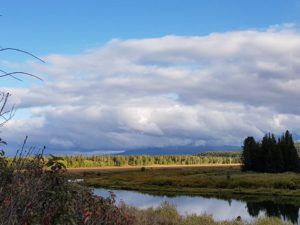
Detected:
[81,168,300,198]
[124,202,292,225]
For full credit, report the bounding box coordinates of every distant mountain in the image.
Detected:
[118,145,241,156]
[41,145,241,156]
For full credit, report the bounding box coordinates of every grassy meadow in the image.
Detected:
[70,166,300,200]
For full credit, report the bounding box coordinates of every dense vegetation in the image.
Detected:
[242,130,300,173]
[0,147,133,225]
[63,152,241,168]
[197,151,242,158]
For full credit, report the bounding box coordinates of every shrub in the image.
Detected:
[127,202,181,225]
[0,149,134,225]
[287,181,296,190]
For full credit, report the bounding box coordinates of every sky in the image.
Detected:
[1,0,300,154]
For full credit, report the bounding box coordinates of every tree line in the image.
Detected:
[62,152,241,168]
[242,130,300,173]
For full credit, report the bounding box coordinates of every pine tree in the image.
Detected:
[271,134,284,172]
[278,134,288,171]
[251,140,261,172]
[261,134,270,172]
[242,136,257,171]
[284,130,300,172]
[261,134,284,173]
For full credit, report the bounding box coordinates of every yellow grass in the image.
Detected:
[67,163,241,173]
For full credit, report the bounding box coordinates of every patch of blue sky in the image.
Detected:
[1,0,300,56]
[13,108,33,120]
[1,75,43,88]
[161,92,180,101]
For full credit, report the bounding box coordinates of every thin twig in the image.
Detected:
[0,48,45,63]
[0,71,42,80]
[0,69,22,81]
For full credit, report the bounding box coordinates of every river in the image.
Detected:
[94,188,300,225]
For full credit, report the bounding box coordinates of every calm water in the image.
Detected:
[94,188,300,225]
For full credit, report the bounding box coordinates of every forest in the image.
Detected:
[242,130,300,173]
[62,151,241,168]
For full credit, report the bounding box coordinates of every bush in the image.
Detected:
[0,150,133,225]
[127,202,181,225]
[287,181,296,190]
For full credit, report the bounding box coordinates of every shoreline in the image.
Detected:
[68,166,300,201]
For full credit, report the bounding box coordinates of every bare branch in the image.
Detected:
[0,71,43,81]
[0,69,23,81]
[0,47,44,127]
[0,47,45,63]
[0,92,15,127]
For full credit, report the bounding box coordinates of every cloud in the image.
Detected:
[2,25,300,153]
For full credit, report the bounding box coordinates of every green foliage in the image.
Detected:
[62,153,241,168]
[242,137,258,171]
[198,151,241,158]
[242,130,300,173]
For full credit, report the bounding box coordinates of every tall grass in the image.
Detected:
[125,202,292,225]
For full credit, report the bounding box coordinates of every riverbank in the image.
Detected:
[95,188,299,225]
[124,202,293,225]
[69,166,300,201]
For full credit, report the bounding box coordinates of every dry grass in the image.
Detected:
[123,202,292,225]
[68,164,241,173]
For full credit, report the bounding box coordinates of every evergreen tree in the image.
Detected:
[270,134,284,172]
[262,134,283,173]
[284,130,300,172]
[251,140,261,172]
[278,134,288,171]
[261,134,270,172]
[242,130,299,173]
[242,136,256,171]
[272,140,284,172]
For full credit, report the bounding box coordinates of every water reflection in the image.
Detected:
[247,201,299,224]
[94,188,300,225]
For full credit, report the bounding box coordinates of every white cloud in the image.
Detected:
[2,25,300,152]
